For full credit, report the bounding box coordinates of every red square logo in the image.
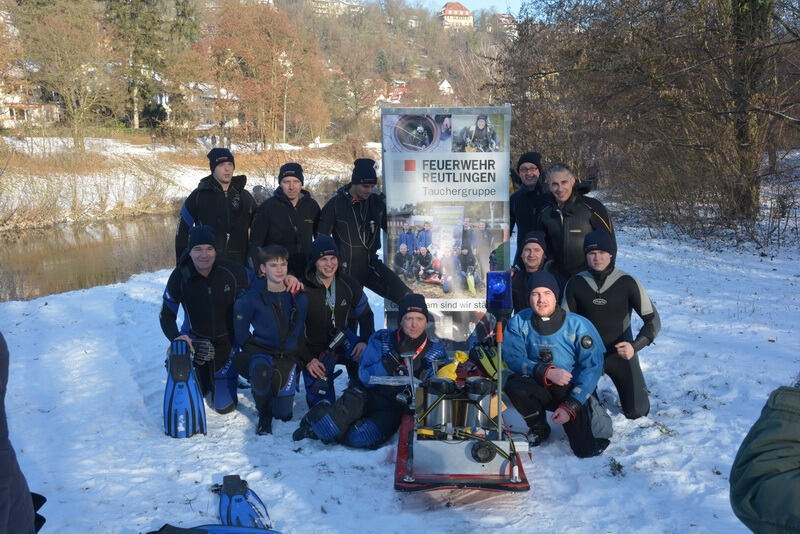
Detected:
[404,160,416,172]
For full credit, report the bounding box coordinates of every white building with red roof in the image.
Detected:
[439,2,474,29]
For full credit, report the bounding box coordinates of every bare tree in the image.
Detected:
[13,0,120,151]
[495,0,800,238]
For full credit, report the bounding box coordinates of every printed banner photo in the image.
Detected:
[382,106,511,342]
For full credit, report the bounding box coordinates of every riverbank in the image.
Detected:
[0,135,376,233]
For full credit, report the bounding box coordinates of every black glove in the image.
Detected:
[382,350,407,376]
[193,339,215,366]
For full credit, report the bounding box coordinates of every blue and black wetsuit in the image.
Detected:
[233,280,308,422]
[159,256,249,393]
[303,328,448,449]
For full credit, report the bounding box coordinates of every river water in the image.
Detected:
[0,213,177,302]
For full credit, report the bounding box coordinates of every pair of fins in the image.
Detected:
[148,475,277,534]
[164,340,207,438]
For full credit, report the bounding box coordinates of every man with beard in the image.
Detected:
[503,271,610,457]
[562,231,660,420]
[510,152,550,258]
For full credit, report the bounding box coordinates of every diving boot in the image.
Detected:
[526,423,551,447]
[292,415,317,441]
[256,414,272,435]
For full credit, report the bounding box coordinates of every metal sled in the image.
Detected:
[388,314,530,493]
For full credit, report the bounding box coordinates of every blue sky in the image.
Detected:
[417,0,524,16]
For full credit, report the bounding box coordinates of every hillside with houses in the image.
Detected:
[0,0,518,147]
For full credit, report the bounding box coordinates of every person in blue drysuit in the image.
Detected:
[233,245,308,435]
[292,294,448,449]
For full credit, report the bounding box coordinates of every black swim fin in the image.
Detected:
[31,492,46,532]
[211,475,271,529]
[163,340,207,438]
[147,524,281,534]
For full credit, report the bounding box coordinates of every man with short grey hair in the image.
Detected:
[536,163,614,289]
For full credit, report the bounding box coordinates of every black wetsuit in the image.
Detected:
[248,188,320,277]
[510,183,550,256]
[536,192,614,288]
[175,175,255,265]
[393,251,414,279]
[413,251,434,280]
[301,263,375,380]
[159,256,250,392]
[318,185,410,304]
[563,267,661,419]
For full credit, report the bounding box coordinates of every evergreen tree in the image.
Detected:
[105,0,168,129]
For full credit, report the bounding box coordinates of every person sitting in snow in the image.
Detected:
[412,245,436,281]
[562,231,661,420]
[233,245,308,435]
[159,225,250,413]
[393,243,415,281]
[503,271,610,457]
[292,294,448,449]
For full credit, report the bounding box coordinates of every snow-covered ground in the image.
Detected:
[4,227,798,533]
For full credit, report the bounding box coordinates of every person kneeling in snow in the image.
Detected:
[292,294,448,448]
[160,225,250,412]
[233,245,308,435]
[503,271,611,458]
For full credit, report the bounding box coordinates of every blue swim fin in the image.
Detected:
[213,475,271,529]
[164,340,207,438]
[147,524,281,534]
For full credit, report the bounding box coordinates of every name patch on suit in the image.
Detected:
[592,298,607,305]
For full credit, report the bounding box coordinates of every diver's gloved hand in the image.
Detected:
[192,339,215,365]
[382,350,407,376]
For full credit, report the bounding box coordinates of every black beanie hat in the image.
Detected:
[526,271,560,300]
[517,151,543,173]
[188,225,216,250]
[311,235,339,261]
[278,162,304,185]
[584,230,616,257]
[351,158,378,185]
[399,293,431,321]
[207,148,235,173]
[522,230,547,252]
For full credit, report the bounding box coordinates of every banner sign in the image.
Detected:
[381,106,511,342]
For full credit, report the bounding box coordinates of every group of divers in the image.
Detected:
[160,147,661,462]
[1,146,793,534]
